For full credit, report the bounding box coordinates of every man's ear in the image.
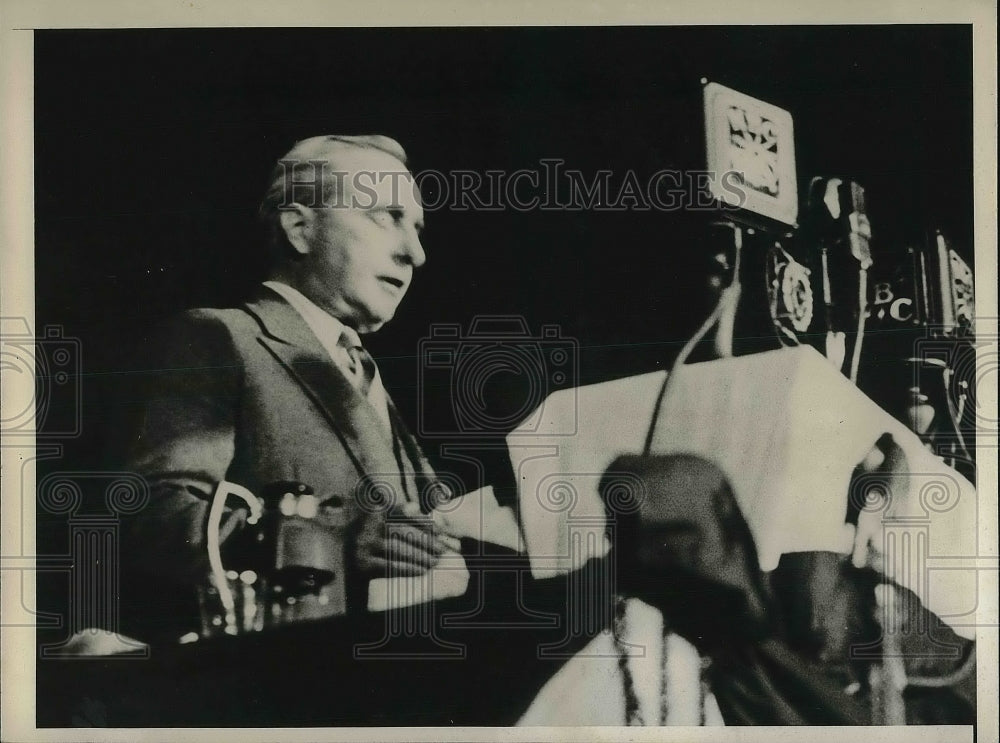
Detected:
[278,203,315,256]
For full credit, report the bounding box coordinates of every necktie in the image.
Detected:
[337,326,374,395]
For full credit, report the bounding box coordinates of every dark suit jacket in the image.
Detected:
[122,286,439,614]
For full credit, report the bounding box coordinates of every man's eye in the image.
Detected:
[370,208,403,227]
[369,210,394,227]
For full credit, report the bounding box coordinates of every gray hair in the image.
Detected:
[258,134,409,262]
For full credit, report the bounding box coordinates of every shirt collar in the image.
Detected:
[262,280,355,352]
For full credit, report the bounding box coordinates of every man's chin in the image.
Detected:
[355,309,395,335]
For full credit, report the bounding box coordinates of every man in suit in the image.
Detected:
[122,134,455,620]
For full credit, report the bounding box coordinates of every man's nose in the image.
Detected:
[399,227,426,268]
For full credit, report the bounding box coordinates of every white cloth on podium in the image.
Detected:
[518,598,724,726]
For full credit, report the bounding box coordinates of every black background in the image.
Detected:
[34,25,974,468]
[33,25,973,637]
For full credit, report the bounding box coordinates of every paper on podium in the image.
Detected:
[367,548,469,612]
[430,485,522,551]
[508,346,979,639]
[366,486,521,611]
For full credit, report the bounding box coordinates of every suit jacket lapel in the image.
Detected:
[244,287,407,500]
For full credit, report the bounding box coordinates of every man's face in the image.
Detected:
[298,146,425,333]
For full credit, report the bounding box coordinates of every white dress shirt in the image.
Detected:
[263,281,392,434]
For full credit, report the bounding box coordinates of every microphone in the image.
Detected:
[804,177,874,381]
[808,178,872,268]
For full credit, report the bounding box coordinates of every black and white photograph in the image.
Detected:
[1,2,996,741]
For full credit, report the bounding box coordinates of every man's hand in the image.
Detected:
[353,501,459,578]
